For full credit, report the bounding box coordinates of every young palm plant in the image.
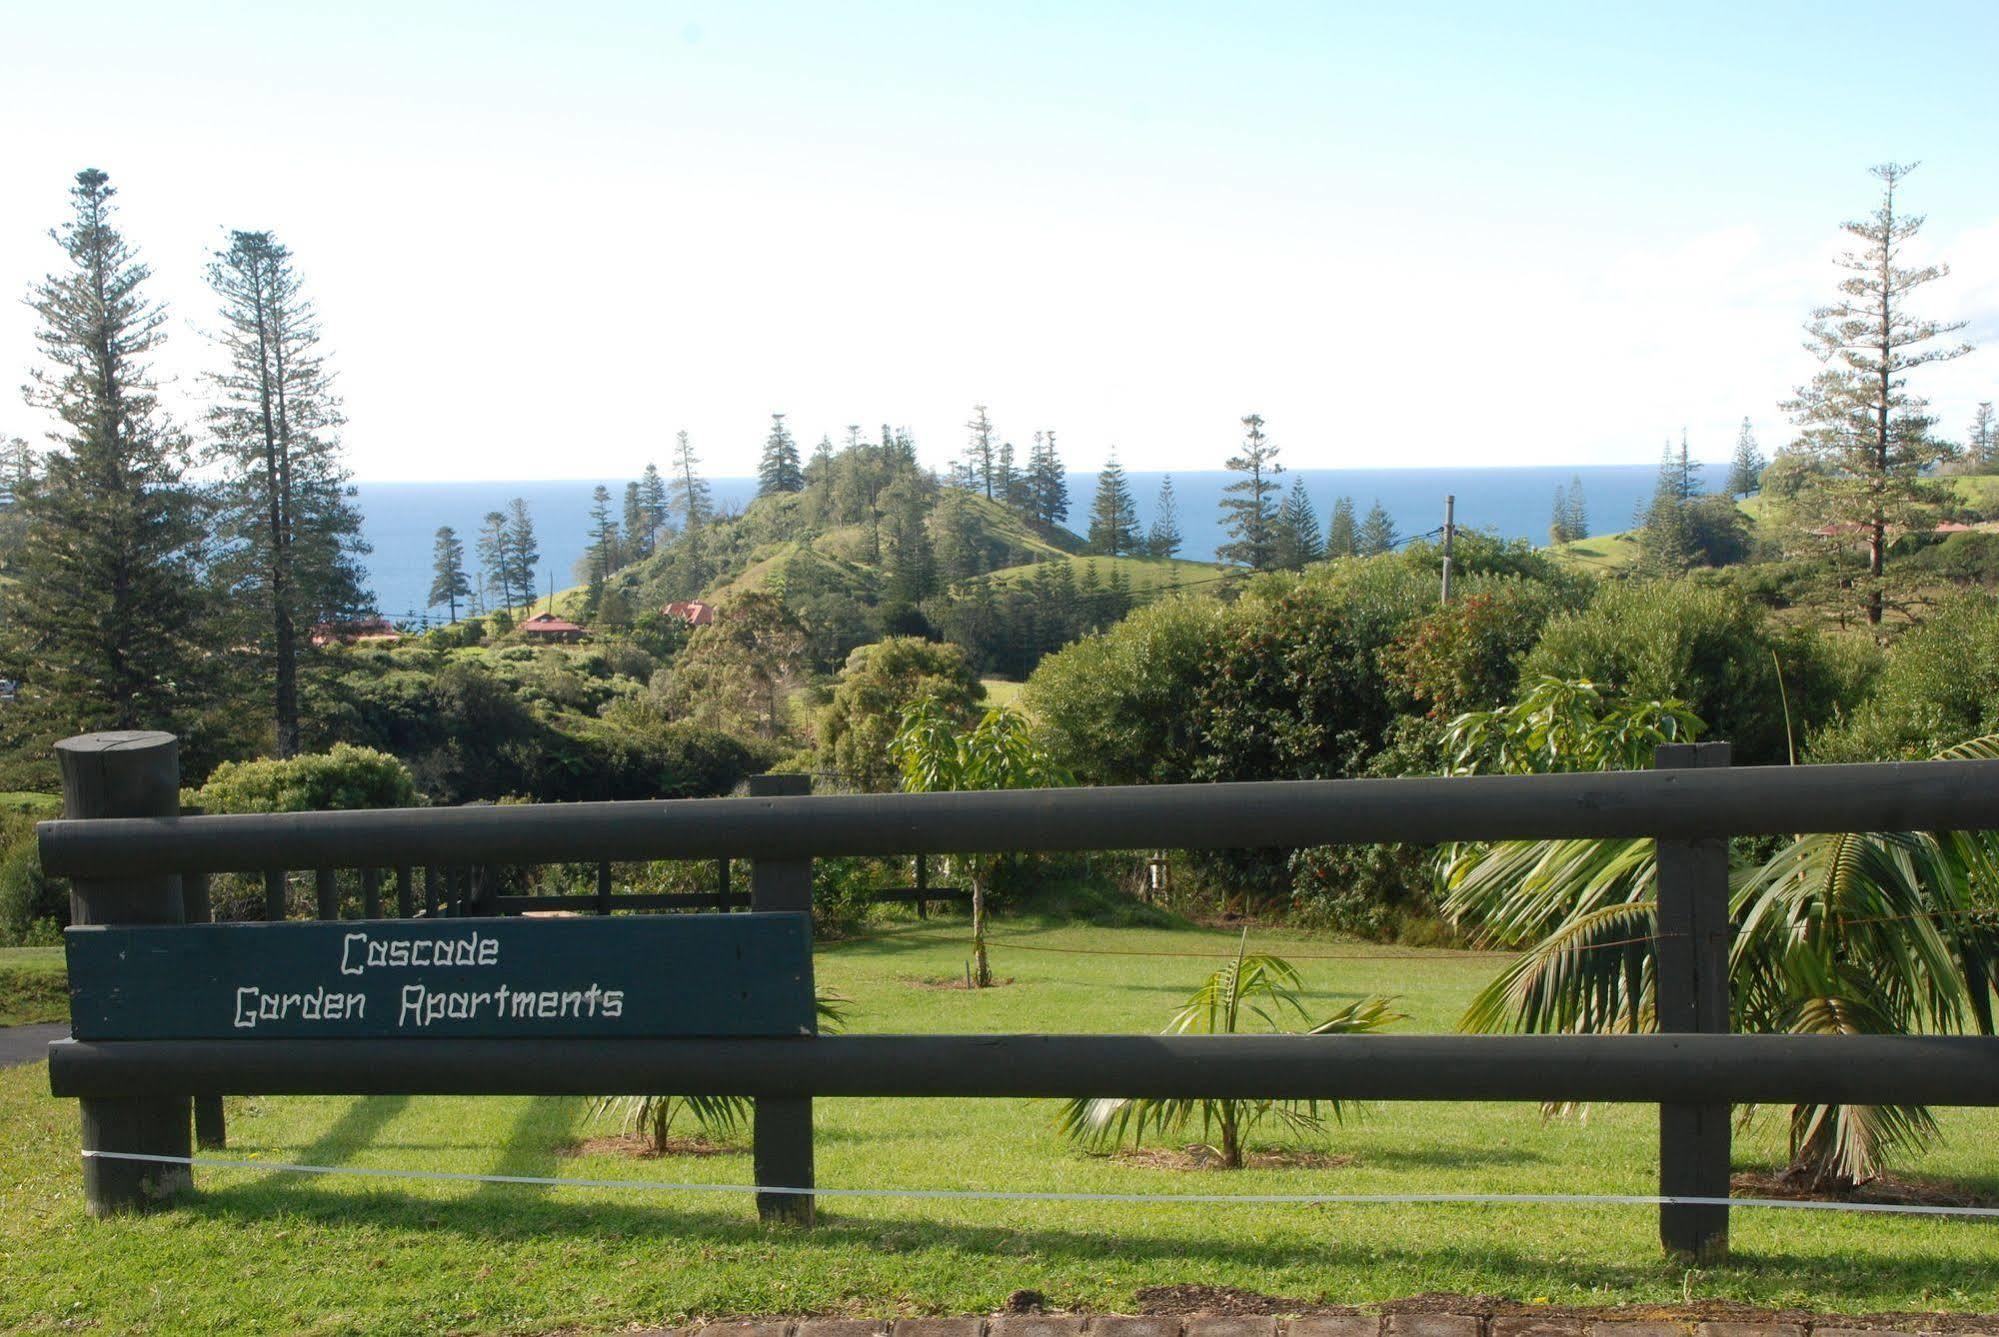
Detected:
[595,992,851,1154]
[1442,679,1999,1189]
[1058,935,1403,1167]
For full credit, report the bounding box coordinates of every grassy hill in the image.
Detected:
[977,553,1227,598]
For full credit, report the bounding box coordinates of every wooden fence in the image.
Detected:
[38,730,1999,1262]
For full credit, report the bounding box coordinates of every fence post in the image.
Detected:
[178,804,227,1151]
[55,731,193,1213]
[748,773,814,1225]
[1655,741,1732,1262]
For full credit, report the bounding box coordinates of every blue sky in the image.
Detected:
[3,1,1995,479]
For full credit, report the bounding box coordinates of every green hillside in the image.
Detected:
[979,553,1227,598]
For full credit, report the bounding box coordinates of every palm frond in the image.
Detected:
[1058,945,1402,1165]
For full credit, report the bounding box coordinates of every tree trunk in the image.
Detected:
[971,869,991,988]
[1219,1105,1242,1169]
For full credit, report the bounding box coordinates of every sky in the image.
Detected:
[2,1,1996,482]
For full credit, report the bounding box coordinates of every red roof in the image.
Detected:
[519,612,584,634]
[664,600,715,626]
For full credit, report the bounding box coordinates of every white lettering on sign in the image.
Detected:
[339,930,501,976]
[395,982,625,1029]
[233,985,368,1029]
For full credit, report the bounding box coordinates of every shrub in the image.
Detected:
[190,744,421,814]
[0,813,64,944]
[1809,594,1999,762]
[1024,597,1222,786]
[1390,578,1583,718]
[818,637,983,792]
[1523,580,1862,765]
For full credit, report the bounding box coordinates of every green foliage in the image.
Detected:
[1523,579,1860,765]
[1216,413,1283,570]
[662,592,808,741]
[1058,938,1403,1167]
[1445,673,1999,1187]
[190,743,419,814]
[818,638,983,792]
[595,992,850,1154]
[1024,597,1222,786]
[2,169,214,753]
[0,813,64,945]
[1390,579,1583,719]
[892,701,1071,984]
[1441,679,1702,1037]
[1810,594,1999,762]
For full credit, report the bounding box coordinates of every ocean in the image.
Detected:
[352,464,1688,624]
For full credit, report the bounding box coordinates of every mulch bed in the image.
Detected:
[1731,1170,1999,1211]
[901,976,1017,990]
[560,1133,738,1160]
[1131,1287,1999,1331]
[1109,1147,1357,1172]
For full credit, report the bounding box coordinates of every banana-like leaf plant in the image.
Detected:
[1058,935,1403,1168]
[890,700,1072,986]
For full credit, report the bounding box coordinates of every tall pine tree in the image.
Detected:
[204,228,369,755]
[1326,495,1358,557]
[1967,402,1996,471]
[1146,474,1183,558]
[1784,163,1970,626]
[428,526,470,622]
[758,412,804,495]
[5,169,210,744]
[964,404,998,499]
[477,510,511,609]
[1273,476,1323,569]
[1087,451,1140,555]
[1727,418,1767,497]
[1026,429,1069,528]
[1216,413,1283,570]
[638,461,669,549]
[583,485,620,617]
[1565,474,1590,539]
[1356,499,1397,556]
[505,498,540,607]
[669,430,713,530]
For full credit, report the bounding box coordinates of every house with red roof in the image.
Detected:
[664,599,715,627]
[518,611,587,643]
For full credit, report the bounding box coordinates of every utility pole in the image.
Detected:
[1440,494,1456,603]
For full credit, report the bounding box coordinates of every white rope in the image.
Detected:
[78,1151,1999,1218]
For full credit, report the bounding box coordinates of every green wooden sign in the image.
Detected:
[66,914,814,1041]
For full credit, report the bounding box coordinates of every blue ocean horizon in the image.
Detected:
[352,464,1695,625]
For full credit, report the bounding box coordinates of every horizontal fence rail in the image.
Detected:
[41,732,1999,1260]
[37,759,1999,878]
[46,1033,1999,1104]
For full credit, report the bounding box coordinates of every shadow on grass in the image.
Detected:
[293,1095,411,1166]
[169,1174,1989,1305]
[472,1097,584,1200]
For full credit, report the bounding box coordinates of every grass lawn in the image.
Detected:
[4,916,1997,1333]
[0,945,67,1026]
[1546,528,1643,572]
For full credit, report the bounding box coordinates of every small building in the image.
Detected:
[518,611,587,643]
[664,599,715,627]
[309,615,401,647]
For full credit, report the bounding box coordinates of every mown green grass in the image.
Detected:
[3,917,1996,1333]
[0,946,66,1026]
[980,555,1227,598]
[1546,528,1643,571]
